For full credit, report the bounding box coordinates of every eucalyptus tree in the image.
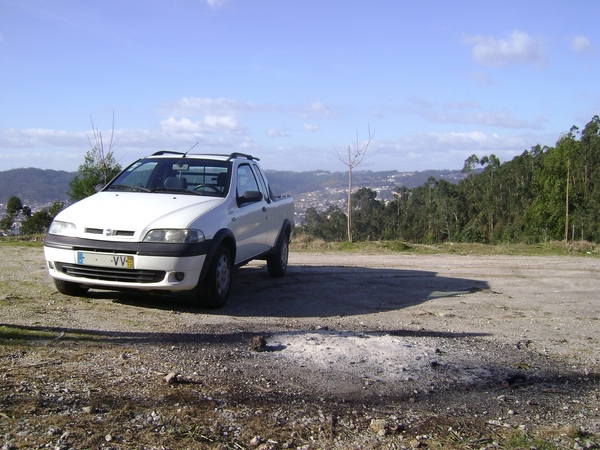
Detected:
[384,185,412,241]
[572,116,600,241]
[430,179,461,243]
[524,134,574,242]
[351,187,384,241]
[302,205,347,242]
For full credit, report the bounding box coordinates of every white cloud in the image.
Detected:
[0,95,557,174]
[0,125,558,173]
[160,97,338,124]
[204,0,228,9]
[375,130,547,170]
[204,115,242,132]
[159,117,203,134]
[160,97,260,116]
[407,97,434,108]
[463,30,546,68]
[159,115,244,134]
[570,35,596,53]
[405,98,539,129]
[0,128,88,148]
[266,128,290,138]
[299,100,337,119]
[442,111,535,129]
[468,71,493,85]
[445,101,481,110]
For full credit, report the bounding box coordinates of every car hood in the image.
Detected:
[55,191,224,240]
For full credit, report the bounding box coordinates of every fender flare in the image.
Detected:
[269,219,294,255]
[198,229,236,286]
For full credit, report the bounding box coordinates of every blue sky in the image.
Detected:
[1,0,599,173]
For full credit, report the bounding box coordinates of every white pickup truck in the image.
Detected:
[43,152,294,308]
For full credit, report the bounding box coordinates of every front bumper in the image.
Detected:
[43,234,209,292]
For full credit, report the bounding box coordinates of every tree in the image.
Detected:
[1,196,63,235]
[298,115,600,245]
[562,126,579,243]
[1,196,28,234]
[479,154,501,242]
[0,215,14,234]
[523,134,572,242]
[20,201,64,235]
[20,210,52,235]
[386,185,415,241]
[571,117,600,241]
[6,196,23,216]
[68,113,122,201]
[431,179,461,243]
[352,188,384,241]
[333,126,377,242]
[1,196,37,235]
[461,154,480,173]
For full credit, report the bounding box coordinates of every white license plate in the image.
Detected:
[76,252,133,269]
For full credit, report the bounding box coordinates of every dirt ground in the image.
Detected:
[1,246,599,449]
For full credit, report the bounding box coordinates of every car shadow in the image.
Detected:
[107,263,489,318]
[0,323,488,346]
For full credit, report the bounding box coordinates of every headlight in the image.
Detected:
[143,229,205,243]
[48,220,77,236]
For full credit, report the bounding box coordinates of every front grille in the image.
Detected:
[56,263,166,283]
[115,230,135,236]
[84,228,135,237]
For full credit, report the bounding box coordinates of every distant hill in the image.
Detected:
[265,168,467,198]
[0,167,468,213]
[0,168,75,207]
[264,168,469,221]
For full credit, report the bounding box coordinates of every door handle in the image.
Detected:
[262,207,267,212]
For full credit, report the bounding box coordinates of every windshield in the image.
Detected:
[106,158,231,197]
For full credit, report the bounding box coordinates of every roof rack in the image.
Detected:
[149,151,259,161]
[228,152,260,161]
[151,150,185,156]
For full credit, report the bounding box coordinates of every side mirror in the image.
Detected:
[95,183,105,193]
[237,190,263,206]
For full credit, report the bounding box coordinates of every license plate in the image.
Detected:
[77,252,133,269]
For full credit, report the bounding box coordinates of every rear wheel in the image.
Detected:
[53,279,89,296]
[267,233,289,277]
[195,244,232,308]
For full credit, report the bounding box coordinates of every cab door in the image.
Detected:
[230,163,269,263]
[252,162,280,247]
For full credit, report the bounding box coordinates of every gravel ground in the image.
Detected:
[0,245,599,449]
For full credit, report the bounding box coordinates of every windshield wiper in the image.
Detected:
[107,184,152,192]
[154,188,203,196]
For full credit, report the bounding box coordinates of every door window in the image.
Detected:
[252,163,271,203]
[236,164,260,198]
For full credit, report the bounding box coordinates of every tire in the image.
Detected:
[195,244,232,308]
[267,233,289,277]
[54,279,89,296]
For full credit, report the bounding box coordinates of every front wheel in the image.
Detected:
[267,233,289,277]
[54,279,89,296]
[195,244,232,308]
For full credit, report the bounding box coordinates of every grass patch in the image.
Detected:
[0,324,60,342]
[291,236,599,257]
[0,325,114,344]
[3,233,597,257]
[0,235,45,247]
[503,432,561,450]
